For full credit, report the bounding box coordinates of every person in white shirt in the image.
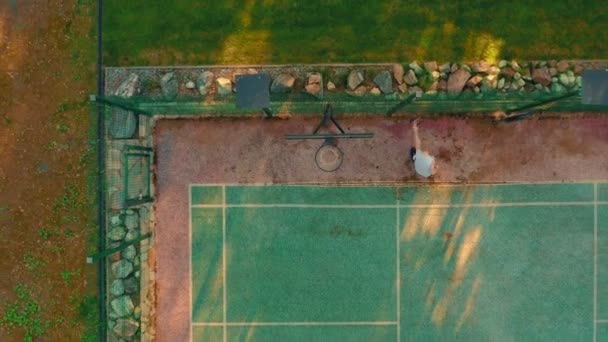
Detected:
[410,119,437,178]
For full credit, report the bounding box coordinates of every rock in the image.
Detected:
[393,64,404,84]
[305,83,322,97]
[122,245,137,261]
[461,64,472,73]
[114,319,139,338]
[409,62,424,75]
[110,296,134,317]
[498,60,508,68]
[535,83,544,90]
[447,69,471,94]
[124,276,139,294]
[196,71,214,95]
[397,83,408,93]
[404,70,418,85]
[370,87,381,95]
[549,68,558,77]
[524,83,535,92]
[427,81,438,91]
[373,71,393,94]
[108,108,137,139]
[548,60,557,68]
[576,76,582,87]
[110,279,125,296]
[489,66,501,75]
[511,61,521,72]
[516,78,526,88]
[133,306,141,320]
[112,260,133,279]
[473,86,480,93]
[110,215,122,226]
[160,72,178,100]
[423,61,438,72]
[539,61,547,67]
[513,72,521,80]
[114,74,140,97]
[556,61,570,73]
[501,67,516,79]
[532,68,552,86]
[466,75,483,87]
[559,73,569,86]
[185,81,195,89]
[497,78,505,89]
[502,81,511,91]
[471,61,491,73]
[216,78,232,95]
[326,81,336,91]
[431,71,440,79]
[124,213,138,230]
[439,63,451,73]
[270,73,295,93]
[551,82,566,93]
[308,72,322,85]
[108,225,126,242]
[440,72,448,80]
[347,70,364,90]
[568,74,576,86]
[125,229,140,243]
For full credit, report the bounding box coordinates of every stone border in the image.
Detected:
[106,60,608,105]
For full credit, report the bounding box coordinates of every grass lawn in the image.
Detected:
[104,0,608,66]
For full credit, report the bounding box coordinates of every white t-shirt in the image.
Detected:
[414,150,435,178]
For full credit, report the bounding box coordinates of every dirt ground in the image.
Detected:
[153,114,608,340]
[0,0,94,340]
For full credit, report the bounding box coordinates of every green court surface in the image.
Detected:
[190,183,608,342]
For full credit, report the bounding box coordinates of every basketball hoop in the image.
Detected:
[315,140,343,172]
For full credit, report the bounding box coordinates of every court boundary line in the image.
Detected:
[597,320,608,324]
[395,199,401,342]
[189,184,193,342]
[192,321,398,327]
[594,183,598,342]
[192,201,599,209]
[222,185,227,342]
[189,181,605,186]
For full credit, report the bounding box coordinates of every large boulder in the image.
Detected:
[110,295,134,317]
[124,212,139,230]
[532,68,552,86]
[305,73,323,98]
[114,73,140,97]
[270,73,295,93]
[196,71,214,95]
[393,64,404,84]
[373,71,393,94]
[160,72,179,100]
[423,61,438,72]
[404,70,418,86]
[216,78,232,95]
[114,319,140,338]
[110,279,125,296]
[347,70,364,90]
[111,259,133,279]
[108,225,126,242]
[108,108,137,139]
[556,60,570,73]
[447,69,471,94]
[124,276,139,295]
[122,245,137,261]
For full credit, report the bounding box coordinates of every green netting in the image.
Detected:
[99,88,606,117]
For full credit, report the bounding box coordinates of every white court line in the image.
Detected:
[395,199,401,342]
[222,185,228,342]
[192,321,398,327]
[189,181,606,187]
[597,320,608,324]
[192,201,596,210]
[594,183,598,342]
[189,184,193,342]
